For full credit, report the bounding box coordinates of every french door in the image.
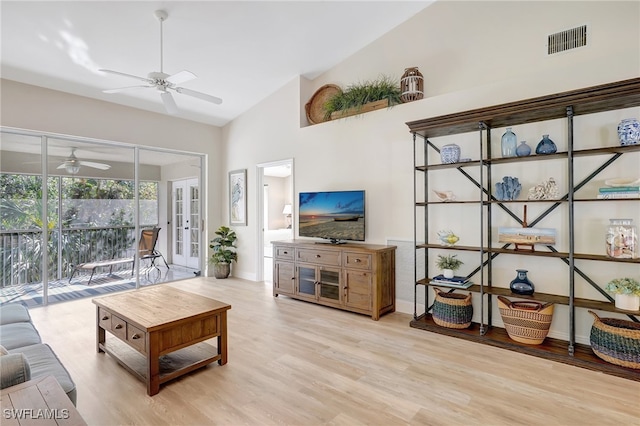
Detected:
[172,178,200,269]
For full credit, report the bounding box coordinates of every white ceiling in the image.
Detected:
[1,1,432,127]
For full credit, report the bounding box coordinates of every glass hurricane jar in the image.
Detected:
[605,219,638,259]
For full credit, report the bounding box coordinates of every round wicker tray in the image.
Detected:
[305,84,342,124]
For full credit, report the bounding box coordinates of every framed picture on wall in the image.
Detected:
[229,169,247,226]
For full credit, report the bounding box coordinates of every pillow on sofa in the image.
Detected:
[0,344,8,356]
[0,351,31,389]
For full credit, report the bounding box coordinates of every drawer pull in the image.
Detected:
[283,251,288,254]
[131,334,140,340]
[316,254,321,258]
[101,315,109,320]
[355,258,362,263]
[114,324,123,330]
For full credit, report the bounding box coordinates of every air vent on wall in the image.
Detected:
[548,25,587,55]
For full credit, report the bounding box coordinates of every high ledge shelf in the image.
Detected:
[406,77,640,381]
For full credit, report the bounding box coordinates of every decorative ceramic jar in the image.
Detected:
[605,219,638,259]
[510,269,535,295]
[535,134,557,154]
[400,67,424,103]
[501,128,517,157]
[617,118,640,146]
[516,141,531,157]
[440,143,461,164]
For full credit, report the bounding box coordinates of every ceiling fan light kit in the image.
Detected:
[56,148,111,174]
[99,9,222,114]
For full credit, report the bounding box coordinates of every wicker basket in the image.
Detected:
[497,296,554,345]
[432,287,473,329]
[305,84,342,124]
[589,310,640,369]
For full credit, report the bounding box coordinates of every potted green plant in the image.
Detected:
[209,226,237,279]
[435,254,463,279]
[323,75,402,120]
[605,277,640,311]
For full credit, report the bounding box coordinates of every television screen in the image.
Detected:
[299,190,365,243]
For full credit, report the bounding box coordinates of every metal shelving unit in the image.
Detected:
[407,77,640,381]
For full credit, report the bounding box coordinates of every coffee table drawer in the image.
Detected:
[98,307,112,330]
[111,314,127,340]
[127,324,146,354]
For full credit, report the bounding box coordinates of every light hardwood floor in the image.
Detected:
[27,277,639,425]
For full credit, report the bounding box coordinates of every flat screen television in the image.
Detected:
[298,190,365,244]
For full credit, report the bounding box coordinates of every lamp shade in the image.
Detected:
[282,204,292,215]
[65,164,81,174]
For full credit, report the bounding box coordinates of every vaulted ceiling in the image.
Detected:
[1,1,432,127]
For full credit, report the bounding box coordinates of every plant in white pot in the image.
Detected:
[209,226,237,279]
[435,254,463,279]
[605,277,640,311]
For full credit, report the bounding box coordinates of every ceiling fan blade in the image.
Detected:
[161,91,179,115]
[103,85,154,94]
[166,70,196,85]
[99,69,151,83]
[175,87,223,105]
[78,161,111,170]
[56,164,67,170]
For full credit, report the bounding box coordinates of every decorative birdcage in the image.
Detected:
[400,67,424,102]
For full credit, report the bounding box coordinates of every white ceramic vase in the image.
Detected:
[443,269,454,279]
[614,293,640,311]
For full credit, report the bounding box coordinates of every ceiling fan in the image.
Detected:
[99,10,222,115]
[57,148,111,174]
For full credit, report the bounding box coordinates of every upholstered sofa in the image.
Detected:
[0,303,77,405]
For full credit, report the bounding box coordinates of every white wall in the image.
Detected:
[222,1,640,342]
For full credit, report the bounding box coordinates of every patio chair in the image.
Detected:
[69,227,169,285]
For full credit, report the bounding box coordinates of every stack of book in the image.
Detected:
[429,275,473,289]
[597,186,640,199]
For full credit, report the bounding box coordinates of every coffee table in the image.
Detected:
[0,375,87,425]
[92,285,231,396]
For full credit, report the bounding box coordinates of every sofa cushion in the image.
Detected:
[0,345,8,356]
[0,322,42,350]
[0,303,32,325]
[9,344,76,406]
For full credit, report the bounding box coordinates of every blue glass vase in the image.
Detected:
[501,128,517,157]
[535,134,557,154]
[510,269,534,295]
[516,141,531,157]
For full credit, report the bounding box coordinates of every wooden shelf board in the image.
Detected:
[406,77,640,138]
[416,280,639,315]
[409,314,640,381]
[484,152,567,163]
[102,338,220,385]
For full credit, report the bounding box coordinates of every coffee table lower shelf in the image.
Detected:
[99,338,220,385]
[410,313,640,382]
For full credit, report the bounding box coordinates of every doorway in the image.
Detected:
[256,159,294,282]
[172,178,200,270]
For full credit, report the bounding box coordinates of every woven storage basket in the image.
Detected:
[305,84,342,124]
[589,310,640,369]
[497,296,554,345]
[432,287,473,329]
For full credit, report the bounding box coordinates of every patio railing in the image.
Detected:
[0,226,138,287]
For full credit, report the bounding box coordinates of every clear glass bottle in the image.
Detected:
[605,219,638,259]
[501,128,517,157]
